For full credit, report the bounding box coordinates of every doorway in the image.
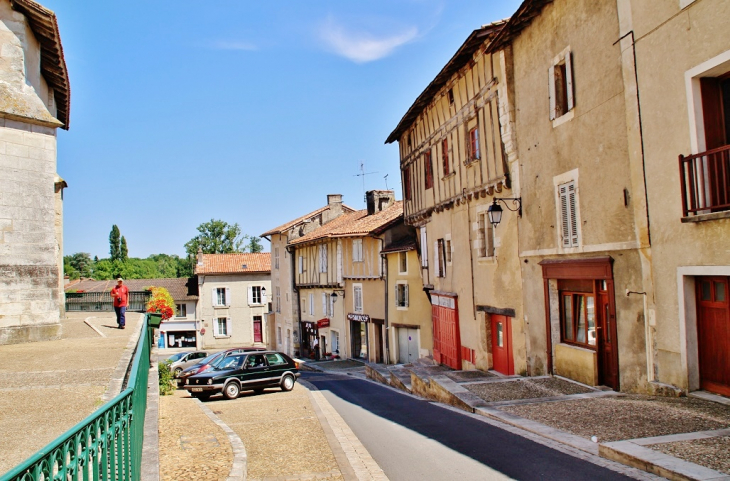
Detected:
[490,315,514,375]
[351,321,367,359]
[696,276,730,396]
[253,316,263,343]
[397,327,419,364]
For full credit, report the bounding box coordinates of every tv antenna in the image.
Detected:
[353,161,377,203]
[384,174,389,190]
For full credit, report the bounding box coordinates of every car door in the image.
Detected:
[240,353,270,388]
[264,353,289,384]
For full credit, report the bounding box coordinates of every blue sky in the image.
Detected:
[48,1,519,259]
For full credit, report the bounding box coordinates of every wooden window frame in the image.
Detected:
[352,239,363,262]
[549,47,574,122]
[477,213,495,258]
[404,166,412,200]
[395,281,409,309]
[468,126,481,162]
[424,151,433,189]
[353,284,363,313]
[398,251,408,274]
[559,290,597,349]
[442,138,450,176]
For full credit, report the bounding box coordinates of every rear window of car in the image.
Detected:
[265,353,287,366]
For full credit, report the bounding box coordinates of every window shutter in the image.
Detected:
[298,256,303,274]
[568,183,578,246]
[565,51,574,111]
[248,286,253,305]
[420,227,428,267]
[226,317,231,336]
[213,317,219,336]
[322,293,327,316]
[262,288,268,305]
[560,184,571,247]
[549,65,556,120]
[225,287,231,306]
[433,241,440,276]
[212,288,217,306]
[404,284,409,307]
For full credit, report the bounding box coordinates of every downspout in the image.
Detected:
[463,189,477,320]
[373,235,387,364]
[285,244,302,358]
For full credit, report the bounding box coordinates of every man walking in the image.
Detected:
[111,277,129,329]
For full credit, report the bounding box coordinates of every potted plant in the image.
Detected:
[146,286,175,328]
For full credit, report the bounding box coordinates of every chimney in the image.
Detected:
[197,247,204,266]
[366,190,395,215]
[324,194,343,222]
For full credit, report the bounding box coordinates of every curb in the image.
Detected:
[102,312,145,402]
[141,356,160,481]
[195,400,247,480]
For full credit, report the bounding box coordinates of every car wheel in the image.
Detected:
[223,382,240,400]
[174,367,183,377]
[192,392,211,401]
[281,374,295,392]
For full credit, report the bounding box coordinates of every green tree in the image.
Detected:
[246,236,264,253]
[64,252,93,278]
[109,225,121,261]
[120,236,129,262]
[184,219,245,258]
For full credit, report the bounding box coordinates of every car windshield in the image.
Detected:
[215,355,243,370]
[167,352,188,362]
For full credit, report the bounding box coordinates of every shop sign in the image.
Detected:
[347,313,370,323]
[432,295,455,309]
[317,318,330,328]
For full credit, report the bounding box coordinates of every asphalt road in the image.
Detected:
[302,371,639,481]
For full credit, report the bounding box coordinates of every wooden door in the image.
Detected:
[596,286,619,389]
[491,315,514,375]
[432,296,461,369]
[696,277,730,396]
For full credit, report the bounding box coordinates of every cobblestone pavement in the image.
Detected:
[158,389,233,481]
[0,312,142,477]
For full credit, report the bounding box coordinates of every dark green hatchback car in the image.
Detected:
[184,351,300,400]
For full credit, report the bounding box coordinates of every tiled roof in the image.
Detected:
[261,204,357,237]
[65,278,199,301]
[289,202,404,246]
[195,253,271,275]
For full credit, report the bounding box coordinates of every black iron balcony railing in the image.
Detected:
[679,144,730,217]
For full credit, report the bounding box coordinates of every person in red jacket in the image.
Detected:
[110,277,129,329]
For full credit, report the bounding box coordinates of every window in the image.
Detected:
[214,317,230,337]
[322,293,328,316]
[214,287,229,307]
[249,286,262,305]
[478,213,495,257]
[559,181,579,247]
[319,244,328,273]
[266,352,288,366]
[298,256,304,274]
[175,303,186,318]
[352,239,363,262]
[331,330,339,353]
[447,88,454,104]
[302,297,306,315]
[309,293,314,315]
[329,294,335,317]
[445,238,452,264]
[420,226,428,267]
[275,287,281,313]
[435,239,446,277]
[549,48,574,121]
[404,166,412,200]
[395,282,409,308]
[560,281,597,349]
[424,151,433,189]
[398,251,407,274]
[468,127,480,161]
[277,326,282,344]
[274,248,280,269]
[442,138,450,175]
[353,284,363,313]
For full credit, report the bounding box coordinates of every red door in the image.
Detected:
[597,285,619,389]
[491,315,513,375]
[253,317,263,343]
[432,295,461,369]
[696,277,730,396]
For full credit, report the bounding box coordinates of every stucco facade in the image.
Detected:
[0,0,70,345]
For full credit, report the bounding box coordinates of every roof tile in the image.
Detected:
[196,253,271,275]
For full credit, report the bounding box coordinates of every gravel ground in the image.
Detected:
[445,370,497,382]
[648,436,730,474]
[529,377,595,395]
[499,395,730,442]
[464,379,558,402]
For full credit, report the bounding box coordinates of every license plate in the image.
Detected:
[192,388,203,392]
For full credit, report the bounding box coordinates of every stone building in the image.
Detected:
[0,0,70,344]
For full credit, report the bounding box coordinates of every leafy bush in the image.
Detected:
[158,360,176,395]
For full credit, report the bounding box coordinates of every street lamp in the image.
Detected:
[487,197,522,227]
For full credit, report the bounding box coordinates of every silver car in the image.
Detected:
[167,351,208,377]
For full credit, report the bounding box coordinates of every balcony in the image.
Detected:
[679,145,730,221]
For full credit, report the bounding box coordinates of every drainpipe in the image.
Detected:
[285,244,302,358]
[381,250,390,365]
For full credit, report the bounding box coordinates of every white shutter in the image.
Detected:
[433,241,440,277]
[565,51,574,111]
[356,287,363,313]
[568,183,578,246]
[213,317,219,336]
[298,256,303,274]
[225,287,231,306]
[560,184,571,247]
[309,294,314,315]
[548,65,556,120]
[404,284,409,308]
[247,286,253,305]
[322,293,327,316]
[262,289,268,305]
[337,242,343,283]
[212,288,217,306]
[226,317,231,336]
[420,227,428,267]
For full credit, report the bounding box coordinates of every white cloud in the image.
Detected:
[319,16,418,63]
[210,40,258,51]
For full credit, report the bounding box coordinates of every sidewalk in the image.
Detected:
[0,311,145,477]
[326,358,730,481]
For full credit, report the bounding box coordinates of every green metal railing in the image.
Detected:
[1,316,153,481]
[65,292,151,313]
